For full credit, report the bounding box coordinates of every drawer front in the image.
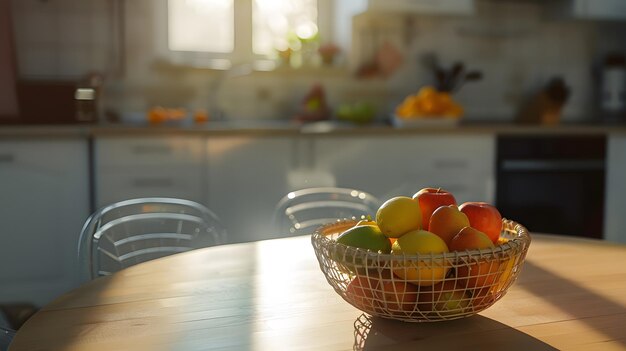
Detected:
[404,136,495,175]
[96,167,206,207]
[96,136,206,167]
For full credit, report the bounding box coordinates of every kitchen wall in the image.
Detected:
[381,1,626,122]
[9,0,626,122]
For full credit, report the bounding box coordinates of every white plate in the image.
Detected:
[391,115,460,128]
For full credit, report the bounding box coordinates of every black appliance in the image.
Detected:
[0,0,19,121]
[0,0,98,125]
[496,135,606,239]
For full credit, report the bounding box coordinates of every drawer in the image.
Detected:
[95,136,206,167]
[403,136,495,175]
[95,167,206,207]
[0,139,88,171]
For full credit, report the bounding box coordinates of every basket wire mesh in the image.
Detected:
[311,219,531,322]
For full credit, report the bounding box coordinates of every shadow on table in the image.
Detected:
[353,313,558,351]
[516,261,626,348]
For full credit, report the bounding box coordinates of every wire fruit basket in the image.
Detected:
[311,219,531,322]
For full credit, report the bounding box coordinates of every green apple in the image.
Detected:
[418,281,471,315]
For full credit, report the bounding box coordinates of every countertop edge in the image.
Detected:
[2,122,626,138]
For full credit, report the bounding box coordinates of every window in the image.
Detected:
[161,0,329,70]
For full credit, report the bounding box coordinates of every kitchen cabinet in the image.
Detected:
[206,136,296,243]
[367,0,474,15]
[604,134,626,244]
[549,0,626,20]
[0,138,89,306]
[312,134,496,204]
[94,136,207,208]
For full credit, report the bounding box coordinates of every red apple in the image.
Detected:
[413,188,457,230]
[459,202,502,243]
[449,226,495,252]
[450,227,501,290]
[428,205,470,246]
[457,259,502,291]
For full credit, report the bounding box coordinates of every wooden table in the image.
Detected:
[9,234,626,351]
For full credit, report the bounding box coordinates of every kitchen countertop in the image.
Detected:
[2,120,626,138]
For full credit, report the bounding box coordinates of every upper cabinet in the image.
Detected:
[367,0,475,15]
[366,0,626,21]
[549,0,626,20]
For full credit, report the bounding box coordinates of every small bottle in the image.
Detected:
[74,88,97,122]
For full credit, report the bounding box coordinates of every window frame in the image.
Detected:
[154,0,333,70]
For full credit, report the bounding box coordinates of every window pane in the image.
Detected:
[168,0,234,53]
[253,0,318,55]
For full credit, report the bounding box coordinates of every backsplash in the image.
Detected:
[9,0,626,123]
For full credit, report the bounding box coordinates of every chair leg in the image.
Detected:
[0,303,38,330]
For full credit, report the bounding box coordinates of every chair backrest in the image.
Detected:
[78,198,227,282]
[0,326,15,351]
[273,187,382,236]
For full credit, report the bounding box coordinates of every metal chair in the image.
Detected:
[0,326,15,351]
[273,187,382,236]
[78,198,227,282]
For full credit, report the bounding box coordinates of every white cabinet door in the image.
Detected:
[0,139,89,306]
[604,135,626,244]
[313,134,495,204]
[550,0,626,20]
[94,136,206,208]
[368,0,474,15]
[206,136,296,243]
[585,0,626,19]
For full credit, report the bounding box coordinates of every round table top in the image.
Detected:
[9,233,626,351]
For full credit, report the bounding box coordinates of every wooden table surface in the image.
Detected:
[9,234,626,351]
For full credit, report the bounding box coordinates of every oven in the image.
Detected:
[496,135,606,239]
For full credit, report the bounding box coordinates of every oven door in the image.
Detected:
[496,137,606,239]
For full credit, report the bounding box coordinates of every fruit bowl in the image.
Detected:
[311,219,531,322]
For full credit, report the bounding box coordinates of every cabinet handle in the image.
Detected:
[131,145,172,154]
[0,154,15,163]
[131,178,174,187]
[501,160,604,172]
